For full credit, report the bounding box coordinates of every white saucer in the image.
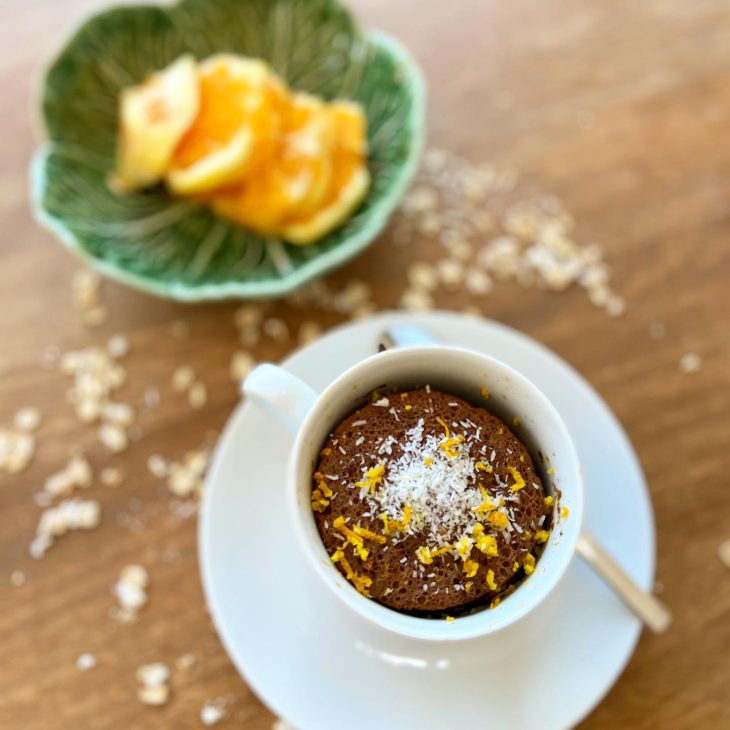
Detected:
[200,312,655,730]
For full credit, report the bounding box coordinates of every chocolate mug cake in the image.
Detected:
[311,387,553,617]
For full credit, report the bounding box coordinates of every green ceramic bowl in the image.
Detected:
[31,0,424,301]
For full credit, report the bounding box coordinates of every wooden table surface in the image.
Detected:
[2,0,729,727]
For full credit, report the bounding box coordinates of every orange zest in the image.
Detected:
[507,466,526,491]
[381,505,412,536]
[331,549,372,596]
[332,516,368,561]
[355,462,385,494]
[415,544,452,565]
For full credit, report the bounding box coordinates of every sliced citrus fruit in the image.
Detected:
[279,164,370,245]
[210,93,335,235]
[279,100,369,245]
[114,54,199,191]
[328,100,368,156]
[166,55,286,196]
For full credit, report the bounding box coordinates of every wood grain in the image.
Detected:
[1,0,729,727]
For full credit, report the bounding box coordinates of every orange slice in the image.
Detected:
[279,100,369,245]
[328,100,368,156]
[166,55,286,195]
[114,55,199,191]
[210,93,335,235]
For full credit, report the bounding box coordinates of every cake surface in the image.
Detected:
[311,388,552,615]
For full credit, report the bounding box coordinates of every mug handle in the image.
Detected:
[243,363,319,433]
[243,326,437,431]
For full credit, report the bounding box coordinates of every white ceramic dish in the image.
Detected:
[199,311,655,730]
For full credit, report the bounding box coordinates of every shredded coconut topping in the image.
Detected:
[357,418,509,547]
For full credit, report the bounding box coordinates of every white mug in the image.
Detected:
[244,332,583,641]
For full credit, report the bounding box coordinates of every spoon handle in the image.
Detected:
[577,531,671,634]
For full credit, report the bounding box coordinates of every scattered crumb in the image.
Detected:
[73,269,103,319]
[285,278,374,320]
[172,366,196,392]
[10,570,26,587]
[137,662,169,686]
[136,662,170,706]
[450,240,474,261]
[175,652,196,671]
[14,407,42,432]
[138,684,170,706]
[76,653,97,671]
[233,305,264,346]
[189,381,208,409]
[83,305,109,327]
[418,211,441,235]
[333,280,372,315]
[168,499,199,521]
[99,422,129,453]
[679,352,702,374]
[465,268,492,296]
[31,499,101,558]
[718,539,730,568]
[234,304,264,330]
[0,428,35,473]
[142,386,161,410]
[44,454,92,497]
[100,467,124,487]
[201,701,227,726]
[147,454,169,479]
[102,402,134,427]
[112,564,149,622]
[230,351,257,382]
[400,288,434,312]
[436,258,465,287]
[297,320,323,346]
[72,270,99,305]
[403,185,438,213]
[107,334,130,359]
[389,149,624,316]
[352,303,376,320]
[478,236,520,278]
[262,317,290,344]
[407,262,438,291]
[58,345,133,450]
[605,295,626,318]
[150,446,210,499]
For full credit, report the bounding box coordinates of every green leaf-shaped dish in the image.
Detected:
[31,0,424,300]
